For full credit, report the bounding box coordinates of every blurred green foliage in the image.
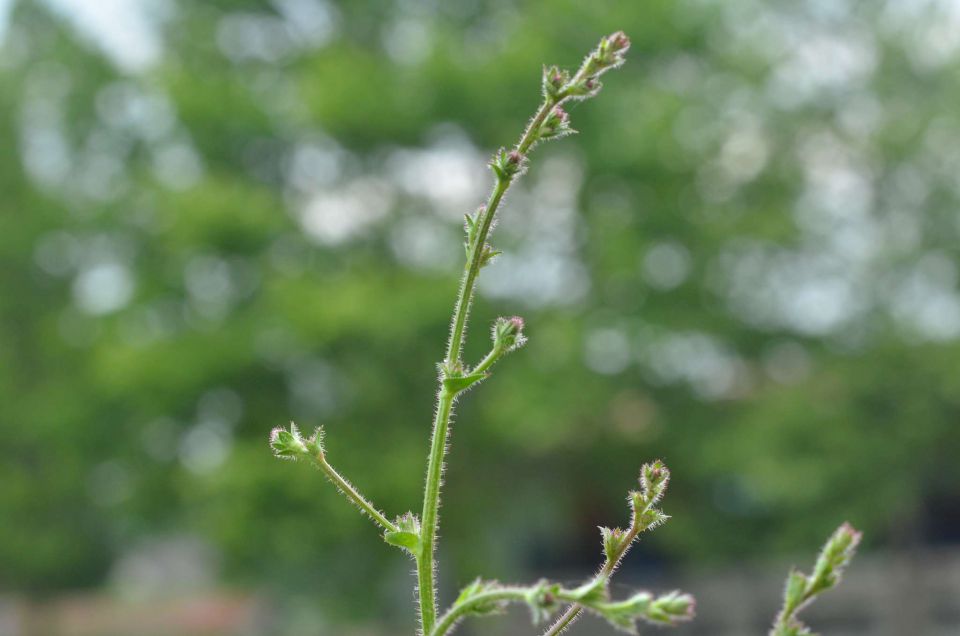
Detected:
[2,0,959,623]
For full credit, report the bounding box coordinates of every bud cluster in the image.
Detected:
[269,423,324,460]
[581,30,630,78]
[771,523,862,636]
[593,589,695,631]
[564,30,631,101]
[629,460,671,531]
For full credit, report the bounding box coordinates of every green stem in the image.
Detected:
[417,95,561,635]
[416,386,454,632]
[471,345,504,376]
[430,587,528,636]
[541,515,643,636]
[431,584,590,636]
[310,452,398,533]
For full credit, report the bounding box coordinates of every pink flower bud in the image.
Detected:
[608,31,630,52]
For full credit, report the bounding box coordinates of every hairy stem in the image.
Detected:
[417,386,455,632]
[431,587,529,636]
[417,96,559,634]
[311,451,398,533]
[542,513,644,635]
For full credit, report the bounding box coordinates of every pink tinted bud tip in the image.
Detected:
[838,522,863,543]
[508,316,525,332]
[507,150,523,164]
[609,31,630,51]
[554,106,569,122]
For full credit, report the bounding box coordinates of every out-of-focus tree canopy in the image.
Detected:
[1,0,959,621]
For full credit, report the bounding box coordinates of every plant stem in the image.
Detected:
[542,517,643,636]
[430,583,590,636]
[416,95,560,634]
[430,587,528,636]
[311,451,398,533]
[416,385,455,632]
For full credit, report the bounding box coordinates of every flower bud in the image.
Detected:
[596,31,631,68]
[269,423,308,460]
[648,591,695,624]
[607,31,631,55]
[567,76,602,99]
[639,460,670,505]
[490,148,527,180]
[539,106,574,140]
[600,526,628,561]
[542,65,570,99]
[493,315,526,352]
[809,522,861,594]
[525,579,562,624]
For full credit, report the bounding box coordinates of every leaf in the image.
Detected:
[442,371,488,393]
[383,512,421,554]
[478,244,502,268]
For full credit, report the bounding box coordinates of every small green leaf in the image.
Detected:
[783,569,808,613]
[478,244,502,268]
[383,512,421,554]
[464,208,483,254]
[442,371,488,393]
[384,530,419,551]
[304,426,325,456]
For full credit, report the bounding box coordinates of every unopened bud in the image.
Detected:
[539,106,574,140]
[490,148,527,180]
[542,65,570,99]
[608,31,630,53]
[648,591,695,623]
[639,460,670,504]
[493,315,527,352]
[269,423,308,460]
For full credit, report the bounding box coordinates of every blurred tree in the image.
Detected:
[1,0,958,624]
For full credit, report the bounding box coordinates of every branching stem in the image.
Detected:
[416,88,563,636]
[541,506,644,635]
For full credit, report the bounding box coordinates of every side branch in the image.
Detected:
[542,461,680,636]
[269,424,398,534]
[312,451,398,533]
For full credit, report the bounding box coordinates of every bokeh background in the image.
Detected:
[2,0,960,634]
